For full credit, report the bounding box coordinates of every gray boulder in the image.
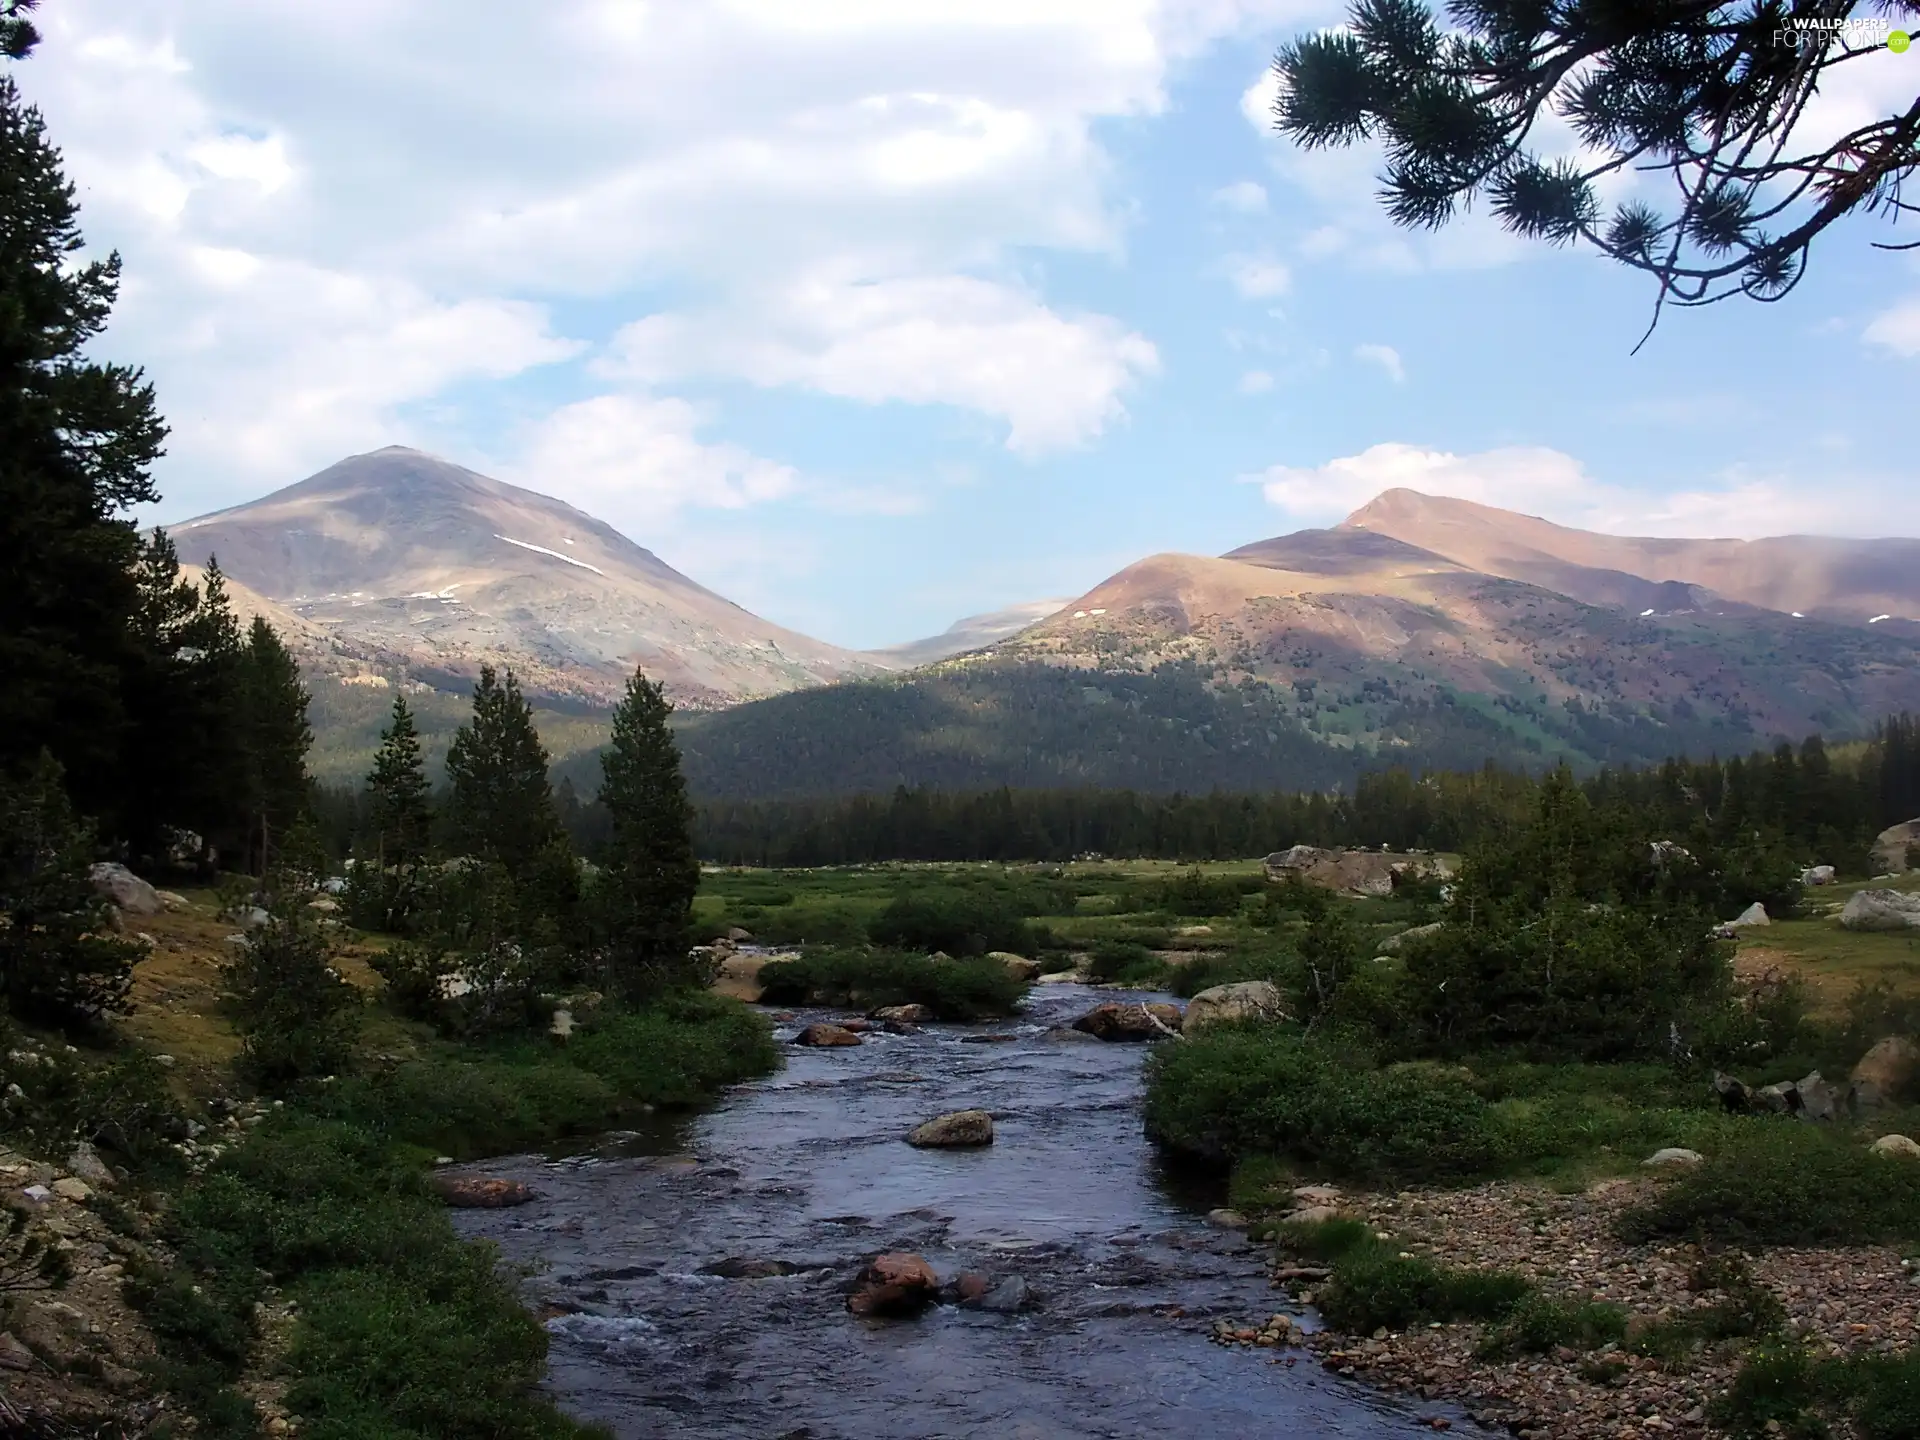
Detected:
[1182,980,1288,1034]
[1727,901,1770,929]
[1378,921,1443,954]
[986,951,1041,982]
[1851,1036,1920,1109]
[1802,865,1837,886]
[87,862,162,916]
[976,1275,1034,1313]
[1873,819,1920,874]
[1839,889,1920,932]
[907,1110,994,1148]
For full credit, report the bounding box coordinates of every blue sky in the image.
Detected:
[19,1,1920,649]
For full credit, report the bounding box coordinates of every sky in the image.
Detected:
[15,0,1920,650]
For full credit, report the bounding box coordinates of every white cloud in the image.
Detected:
[509,394,800,534]
[606,273,1159,456]
[1249,443,1920,537]
[1237,368,1276,394]
[1211,179,1268,212]
[1864,299,1920,357]
[1222,252,1292,298]
[21,0,1306,508]
[1354,342,1404,382]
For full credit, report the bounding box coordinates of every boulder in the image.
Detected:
[432,1176,538,1208]
[987,951,1041,982]
[1839,889,1920,932]
[66,1142,114,1189]
[1288,1204,1346,1227]
[49,1177,92,1203]
[1802,865,1837,887]
[1871,1134,1920,1159]
[234,905,271,931]
[1070,1001,1184,1042]
[1292,1184,1343,1207]
[1265,846,1455,897]
[1851,1036,1920,1108]
[701,1257,805,1279]
[794,1023,862,1048]
[549,1008,574,1042]
[1727,902,1770,930]
[1873,819,1920,874]
[846,1253,940,1318]
[871,1004,932,1025]
[713,951,792,1003]
[725,926,754,943]
[1649,841,1694,867]
[1206,1208,1250,1230]
[951,1272,993,1303]
[1043,1025,1102,1043]
[86,862,161,916]
[1713,1071,1753,1112]
[907,1110,994,1148]
[1796,1072,1840,1123]
[1378,922,1444,954]
[307,896,341,914]
[976,1276,1034,1313]
[1643,1148,1705,1169]
[1181,980,1288,1034]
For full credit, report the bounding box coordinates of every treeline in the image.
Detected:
[692,718,1920,868]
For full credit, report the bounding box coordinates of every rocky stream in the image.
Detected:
[448,984,1486,1440]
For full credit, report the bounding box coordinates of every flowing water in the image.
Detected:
[450,984,1486,1439]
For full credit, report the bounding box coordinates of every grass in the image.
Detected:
[755,948,1029,1020]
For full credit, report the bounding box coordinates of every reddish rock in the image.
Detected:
[952,1272,993,1303]
[835,1018,877,1033]
[1071,1001,1184,1042]
[846,1253,940,1318]
[794,1023,862,1047]
[431,1176,538,1208]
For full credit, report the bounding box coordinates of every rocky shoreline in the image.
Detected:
[1207,1177,1920,1439]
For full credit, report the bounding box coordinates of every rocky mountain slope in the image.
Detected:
[164,447,888,708]
[864,598,1073,667]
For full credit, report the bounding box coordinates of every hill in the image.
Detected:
[1344,489,1920,626]
[164,447,888,709]
[864,598,1072,667]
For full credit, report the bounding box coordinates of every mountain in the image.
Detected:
[865,599,1072,667]
[670,508,1920,799]
[164,447,887,708]
[1344,489,1920,625]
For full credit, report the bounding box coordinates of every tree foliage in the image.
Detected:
[593,669,701,999]
[1272,0,1920,325]
[221,901,360,1090]
[0,752,143,1025]
[445,666,563,879]
[236,615,315,876]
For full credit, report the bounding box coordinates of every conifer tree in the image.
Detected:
[595,668,701,999]
[0,752,143,1025]
[367,694,433,869]
[237,616,313,876]
[445,666,562,877]
[0,63,167,817]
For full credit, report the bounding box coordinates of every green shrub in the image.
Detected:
[868,891,1043,956]
[1479,1293,1628,1358]
[1317,1247,1529,1333]
[756,949,1026,1020]
[1144,1031,1504,1183]
[1840,1349,1920,1440]
[1617,1121,1920,1247]
[1274,1215,1375,1261]
[1712,1343,1829,1440]
[731,901,867,946]
[1085,941,1169,987]
[221,906,362,1089]
[1166,946,1298,999]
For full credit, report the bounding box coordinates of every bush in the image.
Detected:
[1085,941,1169,987]
[1618,1121,1920,1247]
[740,902,868,946]
[756,949,1027,1020]
[1166,945,1298,999]
[867,892,1043,956]
[1712,1343,1828,1440]
[221,905,361,1089]
[1479,1293,1628,1358]
[1144,1030,1505,1183]
[1317,1246,1529,1333]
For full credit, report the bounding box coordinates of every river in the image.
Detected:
[450,983,1486,1439]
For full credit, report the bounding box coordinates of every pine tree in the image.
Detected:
[595,668,701,999]
[445,666,562,877]
[221,902,359,1090]
[0,752,143,1025]
[0,67,167,817]
[237,616,313,876]
[367,694,433,869]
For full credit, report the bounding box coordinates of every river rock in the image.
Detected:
[432,1176,538,1208]
[977,1275,1033,1313]
[1070,1001,1184,1042]
[1643,1148,1704,1169]
[1181,980,1287,1034]
[987,951,1041,982]
[1852,1036,1920,1108]
[1839,889,1920,932]
[951,1272,992,1303]
[1207,1208,1250,1230]
[1292,1184,1343,1207]
[846,1253,940,1318]
[1043,1025,1102,1043]
[702,1257,805,1279]
[87,862,162,916]
[907,1110,993,1148]
[794,1023,862,1047]
[1872,1134,1920,1159]
[870,1004,932,1025]
[1288,1203,1345,1226]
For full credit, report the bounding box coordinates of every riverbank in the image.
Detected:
[1239,1175,1917,1439]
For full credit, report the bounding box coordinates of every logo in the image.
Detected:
[1892,29,1912,51]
